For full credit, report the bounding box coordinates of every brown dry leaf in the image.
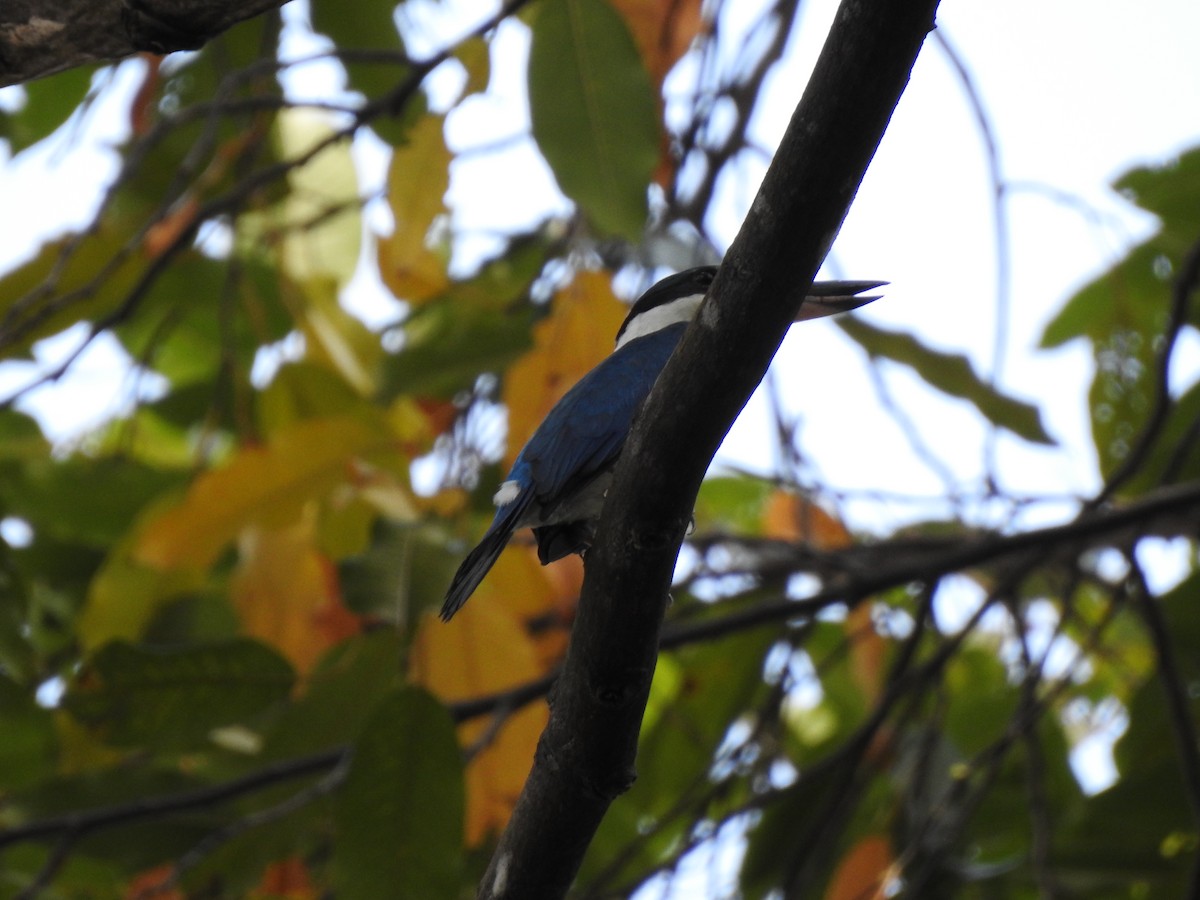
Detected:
[502,270,627,466]
[762,490,852,549]
[823,834,896,900]
[231,514,361,676]
[410,603,550,846]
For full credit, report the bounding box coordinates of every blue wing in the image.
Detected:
[517,322,687,507]
[440,323,687,619]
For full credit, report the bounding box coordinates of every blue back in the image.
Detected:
[509,322,688,505]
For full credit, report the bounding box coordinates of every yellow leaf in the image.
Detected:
[276,109,362,286]
[81,538,206,651]
[823,835,896,900]
[377,114,451,304]
[502,270,628,464]
[471,544,571,665]
[135,415,403,571]
[410,603,550,846]
[762,491,852,550]
[455,35,491,98]
[231,516,360,675]
[298,277,381,395]
[387,395,455,457]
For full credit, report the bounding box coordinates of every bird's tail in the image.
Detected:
[440,492,533,621]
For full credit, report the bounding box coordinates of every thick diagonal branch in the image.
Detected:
[476,1,941,897]
[1,0,287,87]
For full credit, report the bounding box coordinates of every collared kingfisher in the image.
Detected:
[440,265,882,620]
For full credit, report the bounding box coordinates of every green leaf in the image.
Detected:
[64,639,294,749]
[528,0,659,240]
[310,0,422,145]
[1040,240,1170,350]
[839,315,1055,445]
[0,409,49,460]
[378,235,553,397]
[0,674,57,790]
[0,66,96,154]
[0,226,139,358]
[334,687,465,900]
[382,303,535,398]
[1039,239,1170,482]
[1115,147,1200,239]
[582,627,774,887]
[740,763,850,897]
[1049,681,1193,894]
[115,254,291,388]
[1,456,182,547]
[1036,148,1200,487]
[693,475,775,535]
[263,629,405,758]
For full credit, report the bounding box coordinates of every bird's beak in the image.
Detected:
[795,280,887,321]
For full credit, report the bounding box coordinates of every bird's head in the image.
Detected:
[613,265,884,351]
[614,266,717,350]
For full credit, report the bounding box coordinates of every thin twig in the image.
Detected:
[933,29,1010,491]
[1095,237,1200,503]
[1127,556,1200,896]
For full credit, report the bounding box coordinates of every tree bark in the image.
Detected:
[476,0,942,897]
[1,0,288,87]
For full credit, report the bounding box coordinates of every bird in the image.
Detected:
[440,265,883,620]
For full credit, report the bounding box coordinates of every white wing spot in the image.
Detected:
[493,480,521,507]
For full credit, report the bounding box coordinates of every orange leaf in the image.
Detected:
[410,602,550,845]
[502,270,628,465]
[231,516,361,675]
[129,56,162,136]
[608,0,706,90]
[846,602,885,705]
[124,864,184,900]
[135,415,404,571]
[762,490,852,550]
[823,834,896,900]
[251,858,317,899]
[607,0,706,186]
[143,195,200,259]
